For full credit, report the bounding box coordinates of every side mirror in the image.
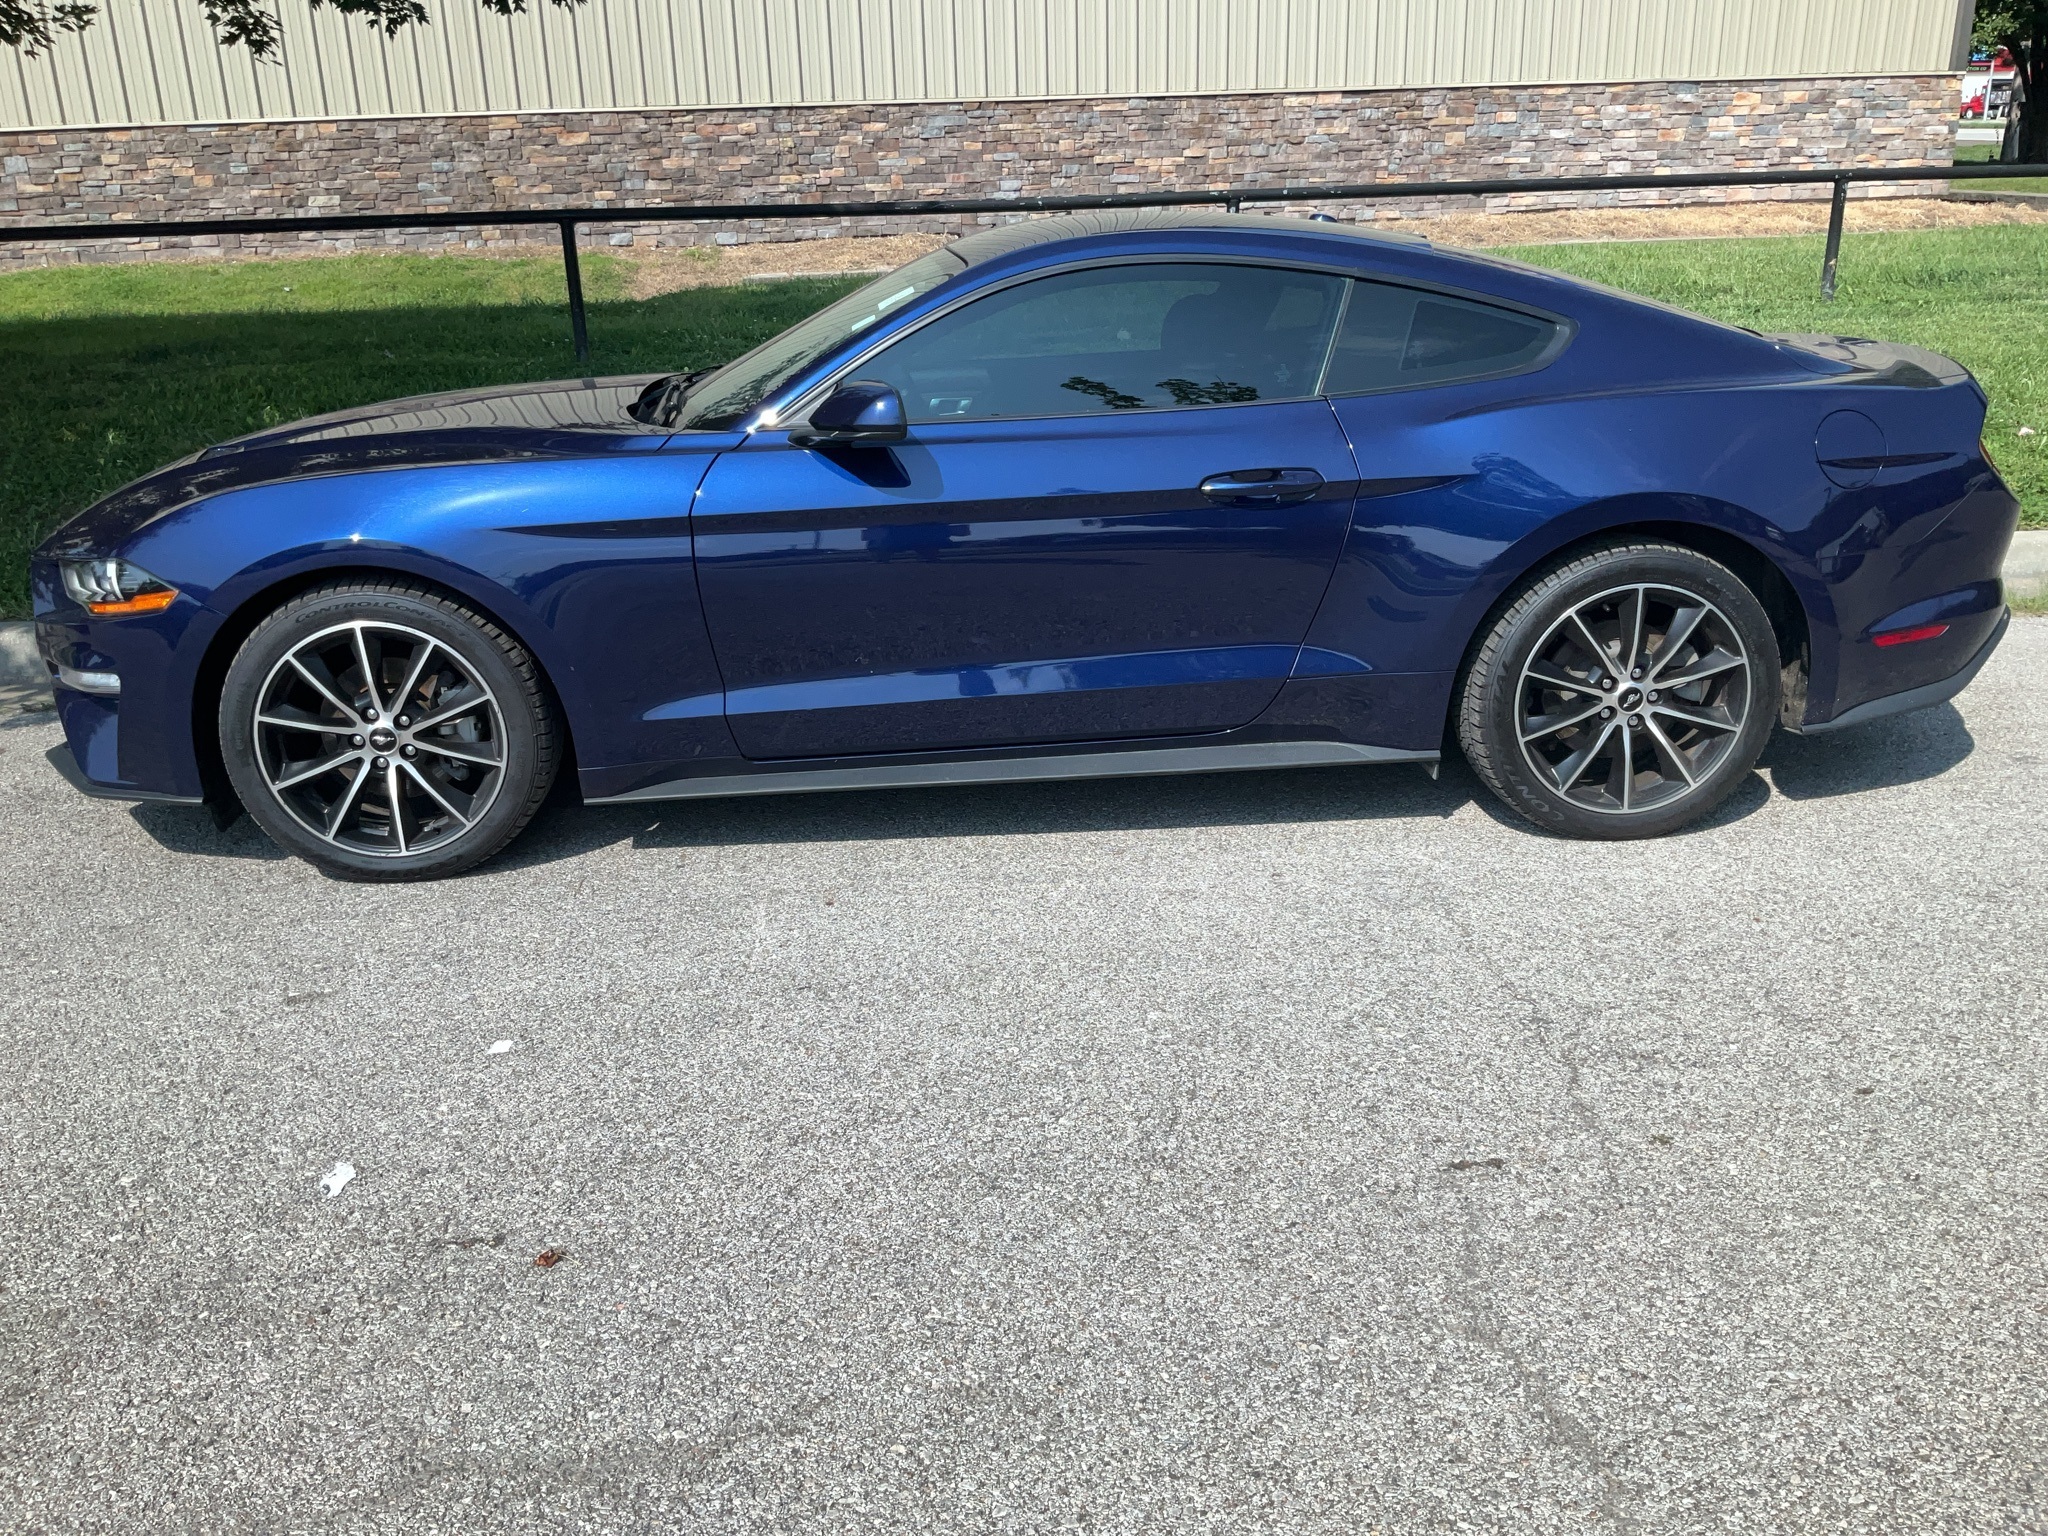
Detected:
[789,380,907,447]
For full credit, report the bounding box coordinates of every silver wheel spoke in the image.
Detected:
[1652,701,1739,735]
[412,737,501,768]
[1517,581,1750,818]
[1656,650,1745,690]
[1568,612,1614,676]
[390,639,438,720]
[1645,605,1708,682]
[289,656,360,724]
[274,750,361,791]
[324,759,373,838]
[1553,719,1617,793]
[1526,661,1593,696]
[352,625,382,715]
[411,689,492,733]
[1642,713,1697,787]
[257,709,338,733]
[401,759,472,826]
[1520,698,1606,743]
[1617,586,1647,674]
[386,763,411,854]
[255,619,506,859]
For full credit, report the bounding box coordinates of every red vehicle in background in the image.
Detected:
[1962,47,2018,120]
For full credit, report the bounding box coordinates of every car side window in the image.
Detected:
[1323,280,1561,395]
[858,262,1348,423]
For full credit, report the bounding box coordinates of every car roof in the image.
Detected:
[947,207,1434,266]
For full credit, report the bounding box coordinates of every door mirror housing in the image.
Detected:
[788,380,907,446]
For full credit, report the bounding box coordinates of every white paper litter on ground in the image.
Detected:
[487,1040,514,1055]
[319,1162,356,1198]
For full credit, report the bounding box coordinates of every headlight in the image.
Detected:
[59,558,178,616]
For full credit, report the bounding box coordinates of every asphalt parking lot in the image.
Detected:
[2,620,2045,1535]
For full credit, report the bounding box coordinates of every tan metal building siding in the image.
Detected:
[2,0,1970,132]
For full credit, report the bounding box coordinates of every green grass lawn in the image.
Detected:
[1498,224,2046,528]
[0,224,2042,618]
[0,254,865,617]
[1953,140,2048,194]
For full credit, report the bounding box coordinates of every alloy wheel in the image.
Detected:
[1515,583,1752,815]
[251,620,507,857]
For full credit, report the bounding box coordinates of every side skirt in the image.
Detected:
[588,739,1439,805]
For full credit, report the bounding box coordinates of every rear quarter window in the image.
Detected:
[1323,280,1564,395]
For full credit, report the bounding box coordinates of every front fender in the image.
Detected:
[46,448,742,801]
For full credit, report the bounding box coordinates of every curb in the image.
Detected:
[2006,527,2048,599]
[3,529,2044,694]
[0,622,38,690]
[1945,189,2048,207]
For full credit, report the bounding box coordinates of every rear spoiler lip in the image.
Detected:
[1766,332,1972,390]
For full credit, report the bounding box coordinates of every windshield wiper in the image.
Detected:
[627,367,714,427]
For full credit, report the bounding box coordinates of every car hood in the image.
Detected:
[42,374,673,556]
[201,374,666,455]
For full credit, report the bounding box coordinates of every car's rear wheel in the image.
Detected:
[1458,541,1780,839]
[219,581,558,880]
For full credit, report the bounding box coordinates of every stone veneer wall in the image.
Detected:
[0,75,1955,266]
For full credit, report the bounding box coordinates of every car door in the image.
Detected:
[690,260,1361,760]
[1310,276,1577,675]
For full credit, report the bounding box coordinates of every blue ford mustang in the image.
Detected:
[33,210,2018,879]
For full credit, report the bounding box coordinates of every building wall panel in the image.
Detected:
[2,0,1967,131]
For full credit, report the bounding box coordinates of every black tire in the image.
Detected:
[1458,540,1780,839]
[219,580,559,880]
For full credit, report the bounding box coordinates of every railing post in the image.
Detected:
[1819,176,1848,301]
[559,219,591,366]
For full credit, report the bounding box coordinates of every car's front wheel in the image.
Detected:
[219,581,559,880]
[1458,541,1780,839]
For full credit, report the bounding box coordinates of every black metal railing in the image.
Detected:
[4,160,2043,364]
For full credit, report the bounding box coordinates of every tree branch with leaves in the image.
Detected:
[3,0,581,61]
[1975,0,2048,161]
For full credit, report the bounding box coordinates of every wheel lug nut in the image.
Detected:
[373,755,389,770]
[1601,707,1615,719]
[1628,714,1643,729]
[350,733,366,748]
[1647,691,1660,703]
[401,744,418,759]
[362,707,379,722]
[1631,667,1643,679]
[396,715,410,728]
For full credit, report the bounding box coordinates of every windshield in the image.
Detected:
[680,249,968,430]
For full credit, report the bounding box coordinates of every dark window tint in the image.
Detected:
[1323,280,1559,394]
[861,262,1347,422]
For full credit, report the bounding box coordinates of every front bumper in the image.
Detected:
[1791,607,2009,736]
[33,557,215,802]
[45,736,204,806]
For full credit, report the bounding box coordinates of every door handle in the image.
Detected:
[1199,468,1326,505]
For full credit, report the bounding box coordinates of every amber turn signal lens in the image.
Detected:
[60,557,178,616]
[85,588,177,617]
